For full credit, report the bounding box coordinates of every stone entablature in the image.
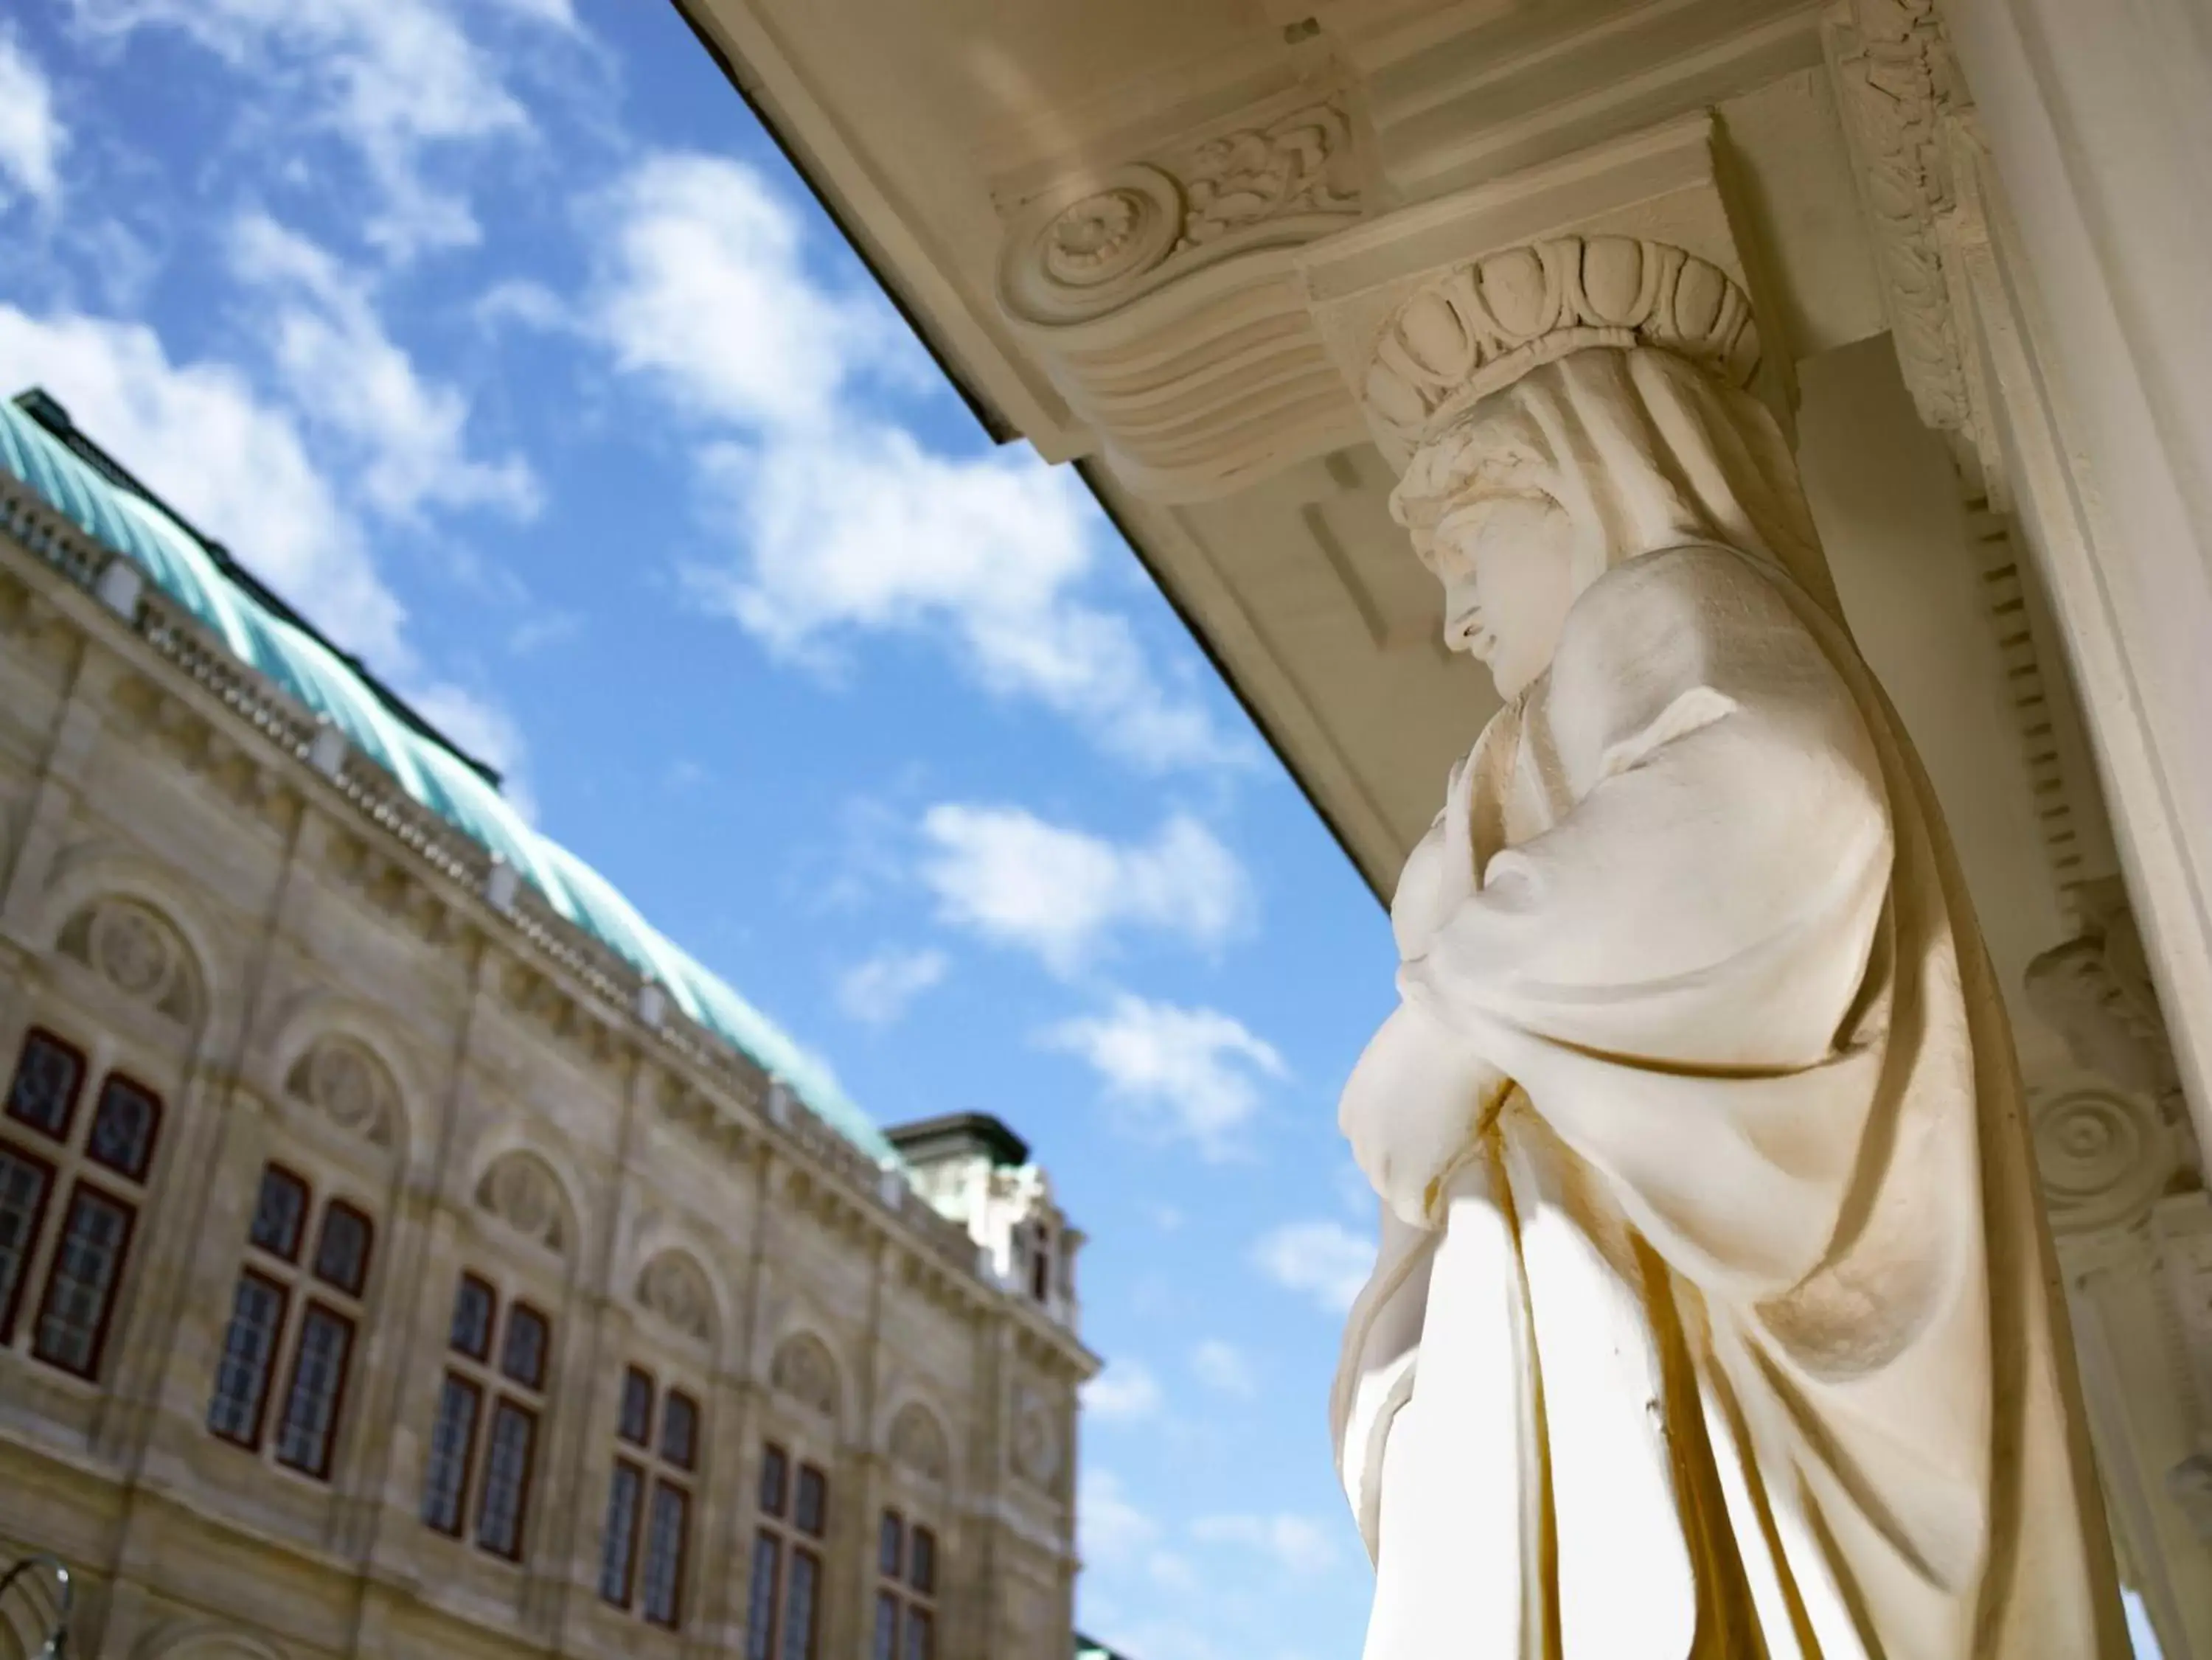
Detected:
[0,505,1093,1660]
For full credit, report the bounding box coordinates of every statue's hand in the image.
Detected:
[1339,1000,1510,1228]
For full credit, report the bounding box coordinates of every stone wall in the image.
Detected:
[0,508,1091,1660]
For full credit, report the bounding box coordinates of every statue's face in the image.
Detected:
[1423,492,1577,700]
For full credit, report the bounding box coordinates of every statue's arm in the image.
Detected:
[1402,547,1891,1077]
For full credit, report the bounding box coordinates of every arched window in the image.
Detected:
[205,1162,375,1479]
[597,1363,700,1627]
[874,1510,938,1660]
[420,1270,554,1560]
[0,1026,164,1381]
[747,1443,830,1660]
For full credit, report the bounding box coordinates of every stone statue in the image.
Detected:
[1328,272,2126,1658]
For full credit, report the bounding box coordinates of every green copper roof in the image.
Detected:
[0,391,898,1168]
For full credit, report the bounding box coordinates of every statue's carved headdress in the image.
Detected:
[1361,236,1761,469]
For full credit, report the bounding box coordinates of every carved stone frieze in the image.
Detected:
[1822,0,1978,444]
[1000,98,1359,328]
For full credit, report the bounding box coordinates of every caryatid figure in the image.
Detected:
[1329,239,2126,1659]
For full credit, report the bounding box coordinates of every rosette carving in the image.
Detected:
[2033,1086,2174,1235]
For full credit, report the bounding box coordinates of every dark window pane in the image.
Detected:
[641,1480,689,1628]
[450,1274,495,1359]
[274,1303,355,1478]
[421,1374,481,1533]
[206,1272,288,1445]
[873,1592,900,1660]
[500,1303,549,1390]
[32,1184,134,1378]
[313,1204,373,1298]
[910,1526,936,1594]
[86,1075,160,1182]
[619,1367,653,1445]
[745,1532,782,1660]
[476,1400,537,1558]
[1029,1232,1051,1302]
[781,1549,819,1660]
[903,1608,933,1660]
[0,1143,55,1344]
[660,1390,698,1470]
[758,1444,788,1517]
[250,1166,309,1260]
[879,1510,903,1578]
[599,1461,644,1605]
[6,1030,83,1141]
[794,1465,827,1538]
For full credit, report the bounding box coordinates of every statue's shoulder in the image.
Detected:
[1587,541,1790,613]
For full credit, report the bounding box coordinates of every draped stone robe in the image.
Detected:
[1332,534,2124,1658]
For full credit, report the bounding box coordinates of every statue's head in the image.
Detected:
[1392,403,1577,700]
[1364,238,1832,700]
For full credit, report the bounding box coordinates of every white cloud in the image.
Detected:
[1079,1468,1157,1567]
[0,304,399,658]
[1191,1339,1258,1399]
[1082,1360,1164,1423]
[591,152,1242,773]
[1191,1512,1339,1574]
[0,27,64,205]
[1251,1220,1373,1315]
[694,429,1239,771]
[473,278,569,335]
[0,303,531,806]
[590,153,894,433]
[917,806,1249,974]
[229,214,539,521]
[69,0,564,256]
[835,946,948,1026]
[1046,994,1287,1159]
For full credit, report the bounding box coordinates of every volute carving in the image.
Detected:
[999,97,1359,327]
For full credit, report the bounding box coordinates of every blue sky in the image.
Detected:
[0,4,1399,1656]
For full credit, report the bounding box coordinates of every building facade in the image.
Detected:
[0,394,1096,1660]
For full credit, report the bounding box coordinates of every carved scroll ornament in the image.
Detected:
[999,99,1359,327]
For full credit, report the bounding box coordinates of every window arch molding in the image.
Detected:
[881,1394,956,1489]
[765,1324,848,1434]
[36,842,225,1041]
[626,1232,727,1356]
[264,995,427,1166]
[464,1140,586,1268]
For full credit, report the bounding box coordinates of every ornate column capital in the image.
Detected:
[1298,113,1792,464]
